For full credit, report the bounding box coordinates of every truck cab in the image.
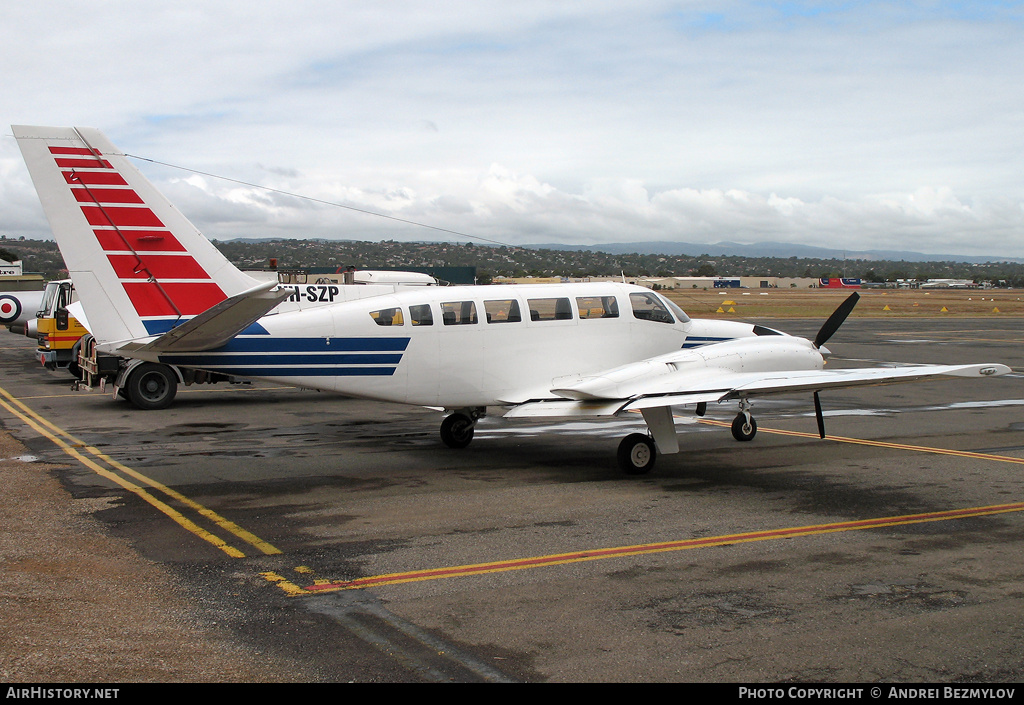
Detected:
[36,279,88,375]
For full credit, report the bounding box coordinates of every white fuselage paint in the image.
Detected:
[149,282,702,409]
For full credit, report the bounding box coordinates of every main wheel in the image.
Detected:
[731,413,757,442]
[125,363,177,410]
[440,413,475,448]
[617,433,657,475]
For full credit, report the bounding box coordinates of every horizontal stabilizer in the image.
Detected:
[120,281,290,354]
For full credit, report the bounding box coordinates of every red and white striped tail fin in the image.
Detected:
[13,125,261,343]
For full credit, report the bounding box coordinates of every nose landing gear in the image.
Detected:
[731,398,757,442]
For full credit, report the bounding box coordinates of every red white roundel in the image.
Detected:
[0,294,23,323]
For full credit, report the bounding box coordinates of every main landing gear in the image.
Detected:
[439,408,484,449]
[440,401,761,476]
[617,433,657,475]
[617,399,758,475]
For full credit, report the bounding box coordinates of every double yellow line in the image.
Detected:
[0,386,280,558]
[264,417,1024,596]
[262,500,1024,595]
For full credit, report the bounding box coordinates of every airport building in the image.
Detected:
[0,257,44,290]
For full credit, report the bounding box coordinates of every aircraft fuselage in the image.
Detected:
[147,282,693,408]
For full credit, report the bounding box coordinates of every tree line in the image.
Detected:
[4,236,1024,287]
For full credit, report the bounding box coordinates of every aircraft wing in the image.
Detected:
[504,362,1010,418]
[116,280,290,354]
[620,363,1010,411]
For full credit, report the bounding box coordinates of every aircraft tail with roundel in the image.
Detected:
[13,125,288,352]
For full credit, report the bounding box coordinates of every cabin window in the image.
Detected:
[441,301,478,325]
[370,307,404,326]
[629,292,674,324]
[410,304,433,326]
[576,296,619,319]
[527,297,573,322]
[484,299,522,323]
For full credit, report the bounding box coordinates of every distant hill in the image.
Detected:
[530,241,1024,264]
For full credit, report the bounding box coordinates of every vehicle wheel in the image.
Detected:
[617,433,656,475]
[731,413,757,442]
[125,363,177,410]
[440,413,475,448]
[67,341,81,379]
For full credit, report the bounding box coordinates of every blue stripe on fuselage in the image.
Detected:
[216,337,410,352]
[159,353,404,366]
[142,318,272,336]
[169,366,399,377]
[682,336,733,348]
[154,336,411,377]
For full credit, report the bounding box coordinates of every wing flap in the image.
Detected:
[502,399,627,419]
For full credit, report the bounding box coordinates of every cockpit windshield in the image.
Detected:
[37,281,59,317]
[662,296,690,324]
[629,292,675,324]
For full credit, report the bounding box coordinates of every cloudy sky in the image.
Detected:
[2,1,1023,258]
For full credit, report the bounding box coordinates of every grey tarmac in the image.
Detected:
[1,317,1023,682]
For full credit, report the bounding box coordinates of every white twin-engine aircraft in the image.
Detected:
[13,125,1010,474]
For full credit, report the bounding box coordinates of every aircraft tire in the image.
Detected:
[440,413,475,448]
[731,413,757,442]
[125,363,177,411]
[618,433,656,475]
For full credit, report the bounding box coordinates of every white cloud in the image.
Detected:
[3,1,1023,257]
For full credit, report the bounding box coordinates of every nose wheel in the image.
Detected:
[731,412,757,441]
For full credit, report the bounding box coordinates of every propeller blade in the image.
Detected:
[813,391,825,439]
[814,292,860,349]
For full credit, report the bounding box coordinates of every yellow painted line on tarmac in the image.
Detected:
[697,418,1024,465]
[264,501,1024,596]
[0,386,281,558]
[261,417,1024,596]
